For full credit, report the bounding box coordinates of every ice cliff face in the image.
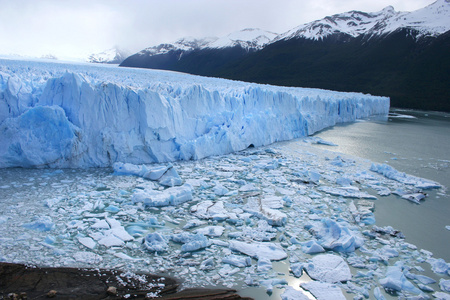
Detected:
[0,58,389,168]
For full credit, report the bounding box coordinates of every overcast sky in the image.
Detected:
[0,0,434,60]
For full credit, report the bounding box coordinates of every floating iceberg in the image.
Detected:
[132,184,193,207]
[281,286,309,300]
[379,262,422,294]
[306,218,364,252]
[301,281,346,300]
[229,240,287,261]
[304,254,352,283]
[113,162,182,186]
[143,232,169,253]
[0,58,389,168]
[370,163,440,189]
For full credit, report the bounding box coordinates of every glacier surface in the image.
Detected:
[0,58,389,168]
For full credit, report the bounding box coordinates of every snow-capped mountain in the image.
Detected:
[276,0,449,41]
[88,48,130,64]
[137,36,218,57]
[135,28,278,59]
[206,28,278,50]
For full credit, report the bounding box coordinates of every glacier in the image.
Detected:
[0,58,389,168]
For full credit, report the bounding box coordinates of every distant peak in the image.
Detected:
[381,6,395,13]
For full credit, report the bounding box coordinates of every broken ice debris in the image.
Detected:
[132,184,193,207]
[305,254,351,283]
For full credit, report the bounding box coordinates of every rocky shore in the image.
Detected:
[0,263,252,299]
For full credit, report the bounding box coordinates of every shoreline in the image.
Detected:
[0,262,252,299]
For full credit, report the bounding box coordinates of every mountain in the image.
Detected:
[88,48,130,64]
[120,0,450,112]
[120,28,278,75]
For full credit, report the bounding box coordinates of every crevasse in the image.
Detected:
[0,59,389,168]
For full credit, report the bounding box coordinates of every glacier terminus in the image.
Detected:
[0,58,389,168]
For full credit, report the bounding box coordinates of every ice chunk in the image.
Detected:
[132,184,193,207]
[191,200,231,220]
[158,166,183,187]
[213,183,229,196]
[194,226,225,237]
[260,278,287,293]
[373,287,386,300]
[401,193,426,204]
[98,234,124,247]
[379,262,421,294]
[183,219,207,229]
[428,258,450,275]
[229,240,287,261]
[305,254,351,283]
[440,279,450,292]
[222,254,252,268]
[91,219,110,229]
[78,237,96,249]
[301,281,346,300]
[244,197,287,226]
[108,226,134,242]
[281,286,309,300]
[257,257,272,272]
[114,162,182,186]
[319,186,377,199]
[171,232,211,252]
[405,272,436,285]
[306,218,364,252]
[143,232,169,253]
[290,263,304,277]
[434,292,450,299]
[301,240,325,254]
[22,216,54,232]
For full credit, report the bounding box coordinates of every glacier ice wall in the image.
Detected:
[0,58,389,168]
